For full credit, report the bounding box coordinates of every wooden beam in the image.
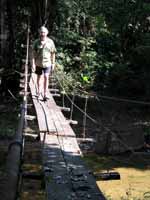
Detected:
[59,106,70,112]
[49,88,59,92]
[52,93,61,97]
[67,119,78,125]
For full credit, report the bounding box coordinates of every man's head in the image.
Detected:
[39,26,48,40]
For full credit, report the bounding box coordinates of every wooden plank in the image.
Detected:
[45,100,64,133]
[45,109,104,198]
[45,95,105,200]
[49,109,64,132]
[32,98,48,132]
[29,74,56,133]
[39,101,56,133]
[29,74,105,200]
[49,88,59,92]
[59,106,70,112]
[29,74,50,132]
[46,96,75,137]
[41,134,78,200]
[42,133,105,200]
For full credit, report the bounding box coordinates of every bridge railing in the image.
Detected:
[0,25,30,200]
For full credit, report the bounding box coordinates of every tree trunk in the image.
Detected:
[0,0,7,67]
[6,0,16,68]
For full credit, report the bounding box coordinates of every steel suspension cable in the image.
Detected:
[54,72,136,153]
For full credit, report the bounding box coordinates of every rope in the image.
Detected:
[55,71,149,154]
[54,72,136,153]
[8,89,18,102]
[96,95,150,106]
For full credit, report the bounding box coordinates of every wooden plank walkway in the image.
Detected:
[29,73,106,200]
[29,75,56,133]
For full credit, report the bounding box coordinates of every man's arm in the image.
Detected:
[31,46,36,72]
[32,57,36,72]
[51,52,56,71]
[31,40,38,72]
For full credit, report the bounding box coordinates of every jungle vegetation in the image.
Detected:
[0,0,150,99]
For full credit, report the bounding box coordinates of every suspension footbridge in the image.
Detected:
[0,22,106,199]
[29,73,105,200]
[1,14,149,199]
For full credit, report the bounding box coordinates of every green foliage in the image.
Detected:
[53,0,149,96]
[56,66,82,93]
[2,0,150,98]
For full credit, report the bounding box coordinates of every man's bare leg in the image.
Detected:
[37,75,42,96]
[43,73,49,99]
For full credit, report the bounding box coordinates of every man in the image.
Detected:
[32,26,56,101]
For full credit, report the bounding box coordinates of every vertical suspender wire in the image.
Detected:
[53,71,57,96]
[70,93,75,121]
[62,91,65,108]
[83,95,88,138]
[62,77,65,108]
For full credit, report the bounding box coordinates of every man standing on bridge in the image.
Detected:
[32,26,56,101]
